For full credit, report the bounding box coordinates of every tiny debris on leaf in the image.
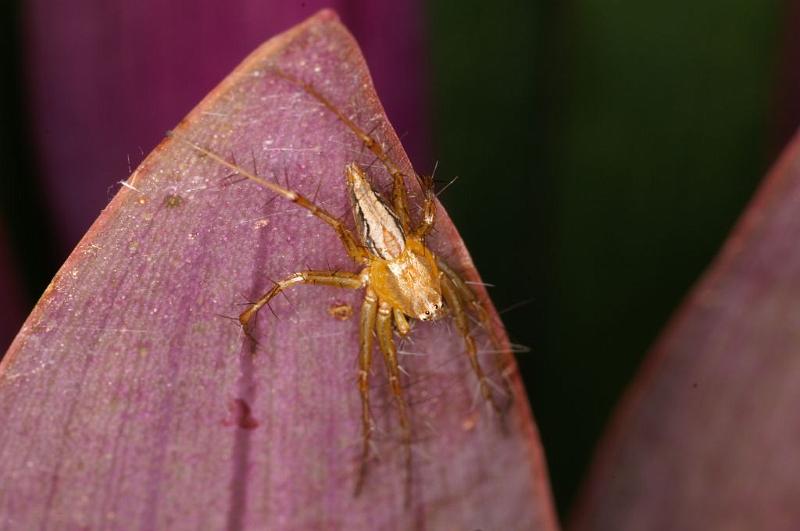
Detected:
[328,302,354,321]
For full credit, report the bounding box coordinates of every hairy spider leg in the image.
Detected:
[236,268,384,497]
[272,69,414,233]
[436,260,484,321]
[168,131,368,264]
[393,308,411,336]
[440,273,504,416]
[438,259,514,409]
[412,173,436,238]
[238,271,362,342]
[376,300,414,504]
[355,288,378,496]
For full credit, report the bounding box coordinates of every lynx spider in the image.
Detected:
[170,68,510,497]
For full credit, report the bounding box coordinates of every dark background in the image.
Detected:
[428,0,788,515]
[0,0,794,518]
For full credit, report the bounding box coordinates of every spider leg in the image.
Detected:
[440,272,504,417]
[168,131,368,264]
[393,308,411,337]
[239,270,362,342]
[437,259,487,323]
[437,259,515,400]
[271,69,414,233]
[354,288,378,496]
[412,173,436,238]
[376,301,413,504]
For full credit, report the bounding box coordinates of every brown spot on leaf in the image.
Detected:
[223,398,259,430]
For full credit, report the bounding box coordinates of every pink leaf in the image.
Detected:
[571,132,800,529]
[2,11,557,530]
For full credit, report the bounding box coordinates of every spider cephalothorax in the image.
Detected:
[170,67,509,500]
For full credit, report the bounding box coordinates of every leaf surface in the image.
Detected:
[1,11,557,530]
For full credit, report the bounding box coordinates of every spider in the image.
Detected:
[169,68,509,497]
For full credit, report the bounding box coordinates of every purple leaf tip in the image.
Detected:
[1,11,557,530]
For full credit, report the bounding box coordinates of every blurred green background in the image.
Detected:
[427,0,786,515]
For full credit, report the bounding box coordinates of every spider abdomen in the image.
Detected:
[346,163,405,260]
